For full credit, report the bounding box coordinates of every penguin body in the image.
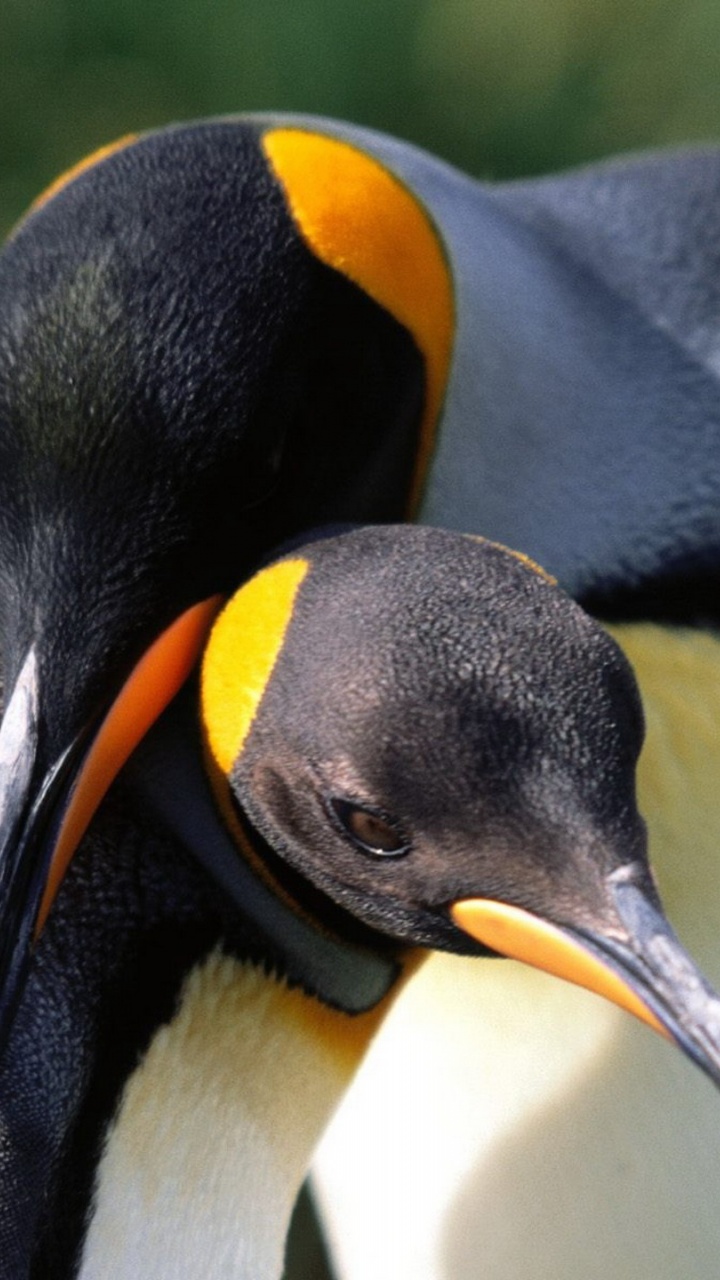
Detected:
[1,117,720,1279]
[0,117,446,1274]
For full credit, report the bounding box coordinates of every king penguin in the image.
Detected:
[1,118,720,1278]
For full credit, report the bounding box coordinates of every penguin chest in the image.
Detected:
[78,951,368,1280]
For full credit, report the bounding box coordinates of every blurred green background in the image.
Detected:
[4,0,720,236]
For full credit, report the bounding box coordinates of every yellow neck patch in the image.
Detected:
[262,128,454,515]
[202,558,310,775]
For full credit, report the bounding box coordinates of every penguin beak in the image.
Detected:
[452,867,720,1088]
[0,597,222,1047]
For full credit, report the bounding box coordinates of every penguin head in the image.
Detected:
[201,526,720,1082]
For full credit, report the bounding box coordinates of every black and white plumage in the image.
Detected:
[0,117,720,1278]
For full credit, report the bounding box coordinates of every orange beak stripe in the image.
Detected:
[35,595,223,935]
[452,898,668,1038]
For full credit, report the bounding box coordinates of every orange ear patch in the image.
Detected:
[202,558,310,776]
[263,129,454,515]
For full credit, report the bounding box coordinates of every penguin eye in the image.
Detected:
[330,799,410,858]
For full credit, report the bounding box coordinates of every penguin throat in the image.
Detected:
[127,687,402,1016]
[229,799,404,1008]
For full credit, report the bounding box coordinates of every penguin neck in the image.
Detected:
[130,685,403,1014]
[78,948,399,1280]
